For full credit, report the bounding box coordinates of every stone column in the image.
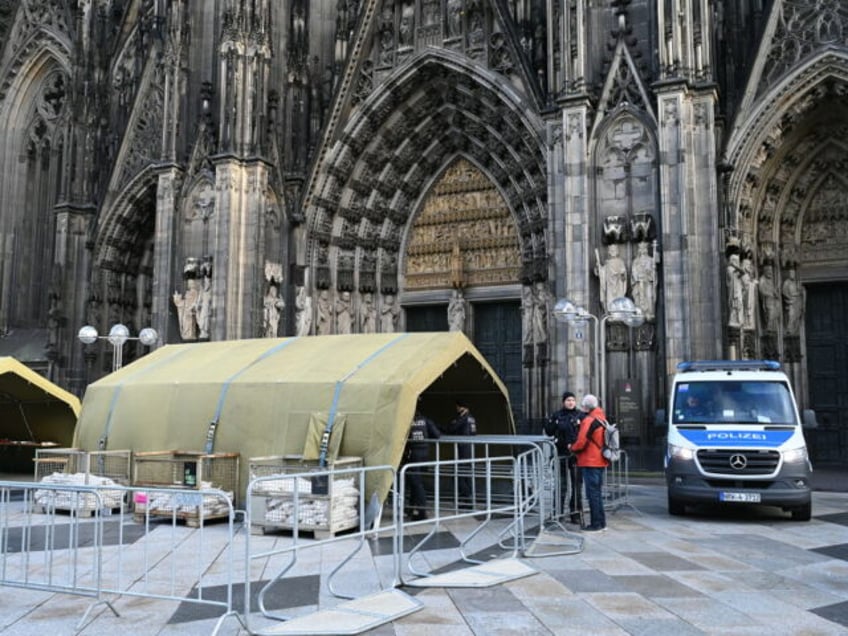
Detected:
[558,101,593,398]
[656,86,722,375]
[151,165,183,343]
[213,158,270,340]
[53,204,95,395]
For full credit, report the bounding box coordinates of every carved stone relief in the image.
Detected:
[801,173,848,262]
[760,1,848,97]
[404,158,521,290]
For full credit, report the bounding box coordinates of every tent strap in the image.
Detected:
[204,338,300,453]
[100,347,193,450]
[319,333,410,466]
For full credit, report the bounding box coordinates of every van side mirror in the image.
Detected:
[654,409,666,428]
[801,409,817,429]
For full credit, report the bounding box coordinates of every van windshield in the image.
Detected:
[673,381,796,425]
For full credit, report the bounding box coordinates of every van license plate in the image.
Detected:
[720,492,761,503]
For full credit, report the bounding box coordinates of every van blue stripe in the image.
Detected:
[679,429,793,447]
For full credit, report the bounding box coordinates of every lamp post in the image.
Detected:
[78,324,159,371]
[554,296,644,407]
[553,299,600,396]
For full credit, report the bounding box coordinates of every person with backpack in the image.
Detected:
[568,393,609,532]
[544,391,583,524]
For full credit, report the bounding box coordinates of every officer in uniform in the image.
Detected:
[545,391,584,524]
[443,399,477,501]
[404,409,441,520]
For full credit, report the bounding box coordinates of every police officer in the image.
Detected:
[443,399,477,501]
[545,391,583,524]
[404,409,441,520]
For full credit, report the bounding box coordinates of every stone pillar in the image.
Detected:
[53,204,95,395]
[212,158,270,340]
[151,165,183,343]
[558,101,593,398]
[657,86,722,375]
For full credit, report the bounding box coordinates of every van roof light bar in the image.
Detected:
[676,360,781,373]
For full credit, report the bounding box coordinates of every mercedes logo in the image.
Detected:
[729,454,748,470]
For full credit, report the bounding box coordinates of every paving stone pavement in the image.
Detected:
[2,482,848,635]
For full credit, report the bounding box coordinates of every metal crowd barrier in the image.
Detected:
[431,435,561,520]
[244,463,423,635]
[397,454,521,579]
[433,435,631,518]
[400,438,583,561]
[603,450,631,511]
[0,480,242,634]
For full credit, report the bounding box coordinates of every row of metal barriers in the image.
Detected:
[0,436,630,634]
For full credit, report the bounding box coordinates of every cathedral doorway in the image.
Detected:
[402,156,524,417]
[805,282,848,465]
[473,301,523,424]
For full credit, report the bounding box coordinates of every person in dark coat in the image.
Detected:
[443,399,477,500]
[545,391,584,524]
[404,409,441,520]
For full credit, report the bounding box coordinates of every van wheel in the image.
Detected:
[791,503,811,521]
[668,494,686,516]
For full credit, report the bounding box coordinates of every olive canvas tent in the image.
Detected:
[73,332,515,503]
[0,357,81,473]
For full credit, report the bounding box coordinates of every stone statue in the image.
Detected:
[726,253,744,328]
[380,293,400,332]
[447,288,466,332]
[631,241,659,321]
[359,292,377,333]
[447,0,462,37]
[521,285,533,345]
[741,258,758,330]
[758,265,781,333]
[196,259,212,339]
[295,286,312,336]
[335,290,353,334]
[532,282,550,344]
[782,268,805,335]
[262,283,285,338]
[595,244,627,313]
[173,279,200,340]
[316,289,333,335]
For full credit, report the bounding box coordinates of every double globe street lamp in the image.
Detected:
[554,296,644,407]
[78,324,158,372]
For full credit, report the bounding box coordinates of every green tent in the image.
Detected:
[0,357,81,473]
[73,332,515,504]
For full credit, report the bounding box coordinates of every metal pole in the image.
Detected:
[600,315,610,408]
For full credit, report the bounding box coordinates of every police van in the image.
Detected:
[661,360,816,521]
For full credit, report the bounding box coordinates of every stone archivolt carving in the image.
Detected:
[404,159,521,290]
[801,173,848,262]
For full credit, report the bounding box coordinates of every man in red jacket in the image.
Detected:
[567,394,609,532]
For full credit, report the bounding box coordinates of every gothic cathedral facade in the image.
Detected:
[1,0,847,465]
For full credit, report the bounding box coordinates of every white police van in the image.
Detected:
[662,360,815,521]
